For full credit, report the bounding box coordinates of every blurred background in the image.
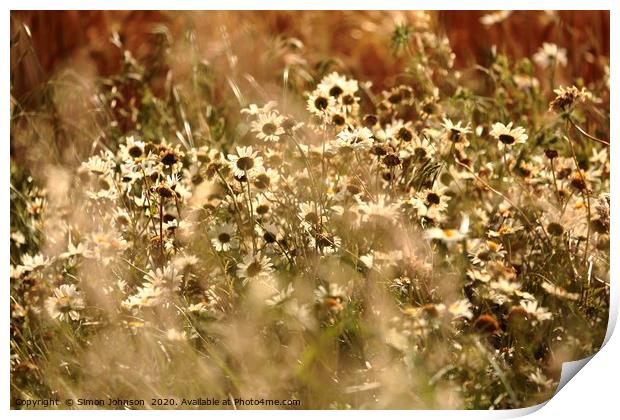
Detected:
[10,10,610,174]
[11,10,610,100]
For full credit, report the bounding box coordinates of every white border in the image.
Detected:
[3,2,617,419]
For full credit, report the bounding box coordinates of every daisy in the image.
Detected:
[327,109,348,128]
[442,118,472,145]
[298,202,323,229]
[419,95,442,119]
[533,42,567,69]
[546,221,565,237]
[317,72,358,100]
[403,135,434,160]
[448,299,473,320]
[519,300,553,321]
[333,127,374,152]
[82,154,114,176]
[382,153,401,168]
[241,101,278,117]
[467,268,492,283]
[480,10,512,26]
[549,85,590,113]
[236,254,274,282]
[414,187,451,213]
[382,85,414,107]
[153,177,176,199]
[122,282,166,309]
[490,279,522,294]
[86,230,129,265]
[309,232,341,254]
[252,168,280,191]
[266,283,295,307]
[357,195,400,223]
[316,72,360,115]
[251,111,285,142]
[256,221,282,245]
[173,254,200,271]
[490,122,528,149]
[59,241,90,259]
[19,253,50,273]
[165,328,187,342]
[45,284,85,322]
[26,197,46,216]
[253,193,274,218]
[187,302,209,314]
[144,264,182,289]
[10,231,26,247]
[541,281,580,301]
[513,73,540,90]
[306,91,336,117]
[314,283,347,313]
[119,135,146,160]
[425,227,465,242]
[210,223,240,252]
[227,146,263,178]
[158,145,184,167]
[395,125,416,145]
[374,121,398,143]
[487,218,524,237]
[468,239,506,265]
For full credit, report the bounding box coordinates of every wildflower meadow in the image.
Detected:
[10,10,610,410]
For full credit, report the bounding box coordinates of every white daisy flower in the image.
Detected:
[490,122,528,149]
[442,118,472,145]
[227,146,263,178]
[306,91,336,117]
[520,300,553,321]
[541,281,580,301]
[298,202,323,230]
[333,127,374,152]
[59,241,90,259]
[19,253,50,273]
[251,111,285,142]
[210,223,240,252]
[533,42,567,69]
[82,153,115,176]
[317,72,359,99]
[45,284,85,322]
[448,299,473,320]
[241,101,278,117]
[122,282,166,309]
[236,254,274,282]
[425,227,466,242]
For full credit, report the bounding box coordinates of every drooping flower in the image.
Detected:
[549,85,591,113]
[442,118,472,146]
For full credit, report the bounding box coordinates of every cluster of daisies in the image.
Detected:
[11,37,609,409]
